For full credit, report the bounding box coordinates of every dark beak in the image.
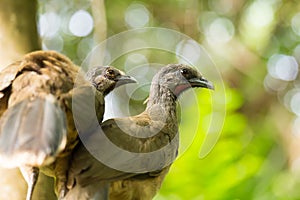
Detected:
[188,77,214,90]
[115,75,138,86]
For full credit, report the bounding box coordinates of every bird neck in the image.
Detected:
[146,84,178,124]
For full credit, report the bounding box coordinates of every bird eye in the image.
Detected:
[106,69,115,78]
[180,69,188,75]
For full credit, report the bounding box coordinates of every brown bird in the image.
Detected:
[109,168,170,200]
[0,50,136,200]
[64,64,214,200]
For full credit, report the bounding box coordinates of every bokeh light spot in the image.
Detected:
[124,53,148,72]
[42,35,64,52]
[206,17,235,44]
[267,54,299,81]
[290,92,300,116]
[77,38,94,60]
[263,74,288,93]
[245,0,274,28]
[176,39,202,64]
[284,89,300,115]
[38,12,61,38]
[69,10,94,37]
[125,3,150,28]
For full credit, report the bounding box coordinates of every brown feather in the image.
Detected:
[0,51,104,198]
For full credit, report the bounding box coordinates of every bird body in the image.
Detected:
[109,167,170,200]
[0,51,83,199]
[65,64,214,200]
[0,50,136,199]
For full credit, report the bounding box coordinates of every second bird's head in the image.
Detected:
[152,64,214,97]
[85,66,137,95]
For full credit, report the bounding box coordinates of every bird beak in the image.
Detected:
[188,77,214,90]
[115,75,138,86]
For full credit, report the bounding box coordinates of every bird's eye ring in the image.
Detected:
[106,69,115,76]
[180,68,188,75]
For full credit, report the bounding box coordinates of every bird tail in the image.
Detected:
[0,95,67,168]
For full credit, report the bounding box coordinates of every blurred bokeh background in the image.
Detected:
[1,0,300,199]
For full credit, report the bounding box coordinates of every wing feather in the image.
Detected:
[0,95,67,167]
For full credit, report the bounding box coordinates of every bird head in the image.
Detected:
[85,66,137,95]
[154,64,214,97]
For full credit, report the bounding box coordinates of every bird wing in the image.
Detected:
[66,112,179,199]
[99,114,179,171]
[0,51,80,168]
[0,61,23,93]
[0,60,25,117]
[0,95,67,167]
[65,140,134,199]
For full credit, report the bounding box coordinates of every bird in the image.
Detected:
[0,50,137,200]
[64,63,214,200]
[109,167,170,200]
